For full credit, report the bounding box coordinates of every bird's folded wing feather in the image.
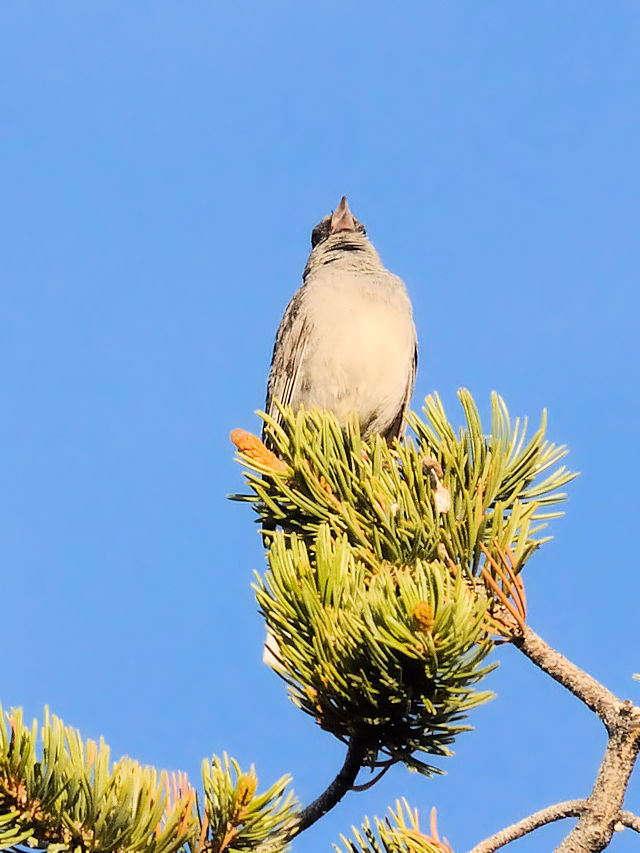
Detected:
[264,289,310,440]
[388,339,418,440]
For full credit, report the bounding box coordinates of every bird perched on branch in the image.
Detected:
[265,196,417,442]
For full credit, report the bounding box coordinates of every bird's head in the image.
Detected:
[303,197,382,282]
[310,196,367,249]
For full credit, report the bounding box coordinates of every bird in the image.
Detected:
[264,196,417,444]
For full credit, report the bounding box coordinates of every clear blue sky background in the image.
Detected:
[2,3,640,851]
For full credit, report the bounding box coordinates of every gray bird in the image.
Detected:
[264,196,417,442]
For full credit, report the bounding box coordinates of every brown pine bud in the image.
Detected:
[230,429,289,474]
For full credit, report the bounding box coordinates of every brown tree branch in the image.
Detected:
[463,622,640,853]
[513,626,624,730]
[257,625,640,853]
[466,802,640,853]
[294,736,368,833]
[506,624,640,852]
[555,724,640,852]
[467,800,586,853]
[618,810,640,833]
[255,736,368,852]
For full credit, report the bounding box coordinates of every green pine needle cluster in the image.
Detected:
[0,705,298,853]
[202,754,297,852]
[335,799,451,853]
[408,391,575,573]
[255,531,493,774]
[235,391,574,575]
[233,391,575,772]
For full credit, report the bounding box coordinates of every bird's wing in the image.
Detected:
[263,288,310,441]
[387,339,418,440]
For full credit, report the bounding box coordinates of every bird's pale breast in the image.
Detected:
[294,270,415,434]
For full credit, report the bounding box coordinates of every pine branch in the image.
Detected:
[335,799,454,853]
[467,627,640,853]
[513,626,622,728]
[229,394,586,849]
[200,753,298,852]
[233,394,576,775]
[255,530,495,773]
[466,723,640,853]
[232,392,576,574]
[0,706,198,853]
[0,706,299,853]
[555,723,640,853]
[295,736,368,834]
[467,800,586,853]
[255,735,369,852]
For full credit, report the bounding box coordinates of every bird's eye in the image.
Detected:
[311,219,331,248]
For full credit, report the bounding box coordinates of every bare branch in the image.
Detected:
[513,626,623,729]
[350,760,395,792]
[469,625,640,853]
[467,803,640,853]
[294,736,368,833]
[618,810,640,833]
[555,725,640,852]
[467,800,585,853]
[255,736,368,852]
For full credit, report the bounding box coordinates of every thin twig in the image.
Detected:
[350,761,393,792]
[467,800,586,853]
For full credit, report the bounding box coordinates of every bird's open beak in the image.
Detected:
[330,196,356,233]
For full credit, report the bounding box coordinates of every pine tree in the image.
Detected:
[1,391,638,852]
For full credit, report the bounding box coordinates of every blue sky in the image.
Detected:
[2,2,640,850]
